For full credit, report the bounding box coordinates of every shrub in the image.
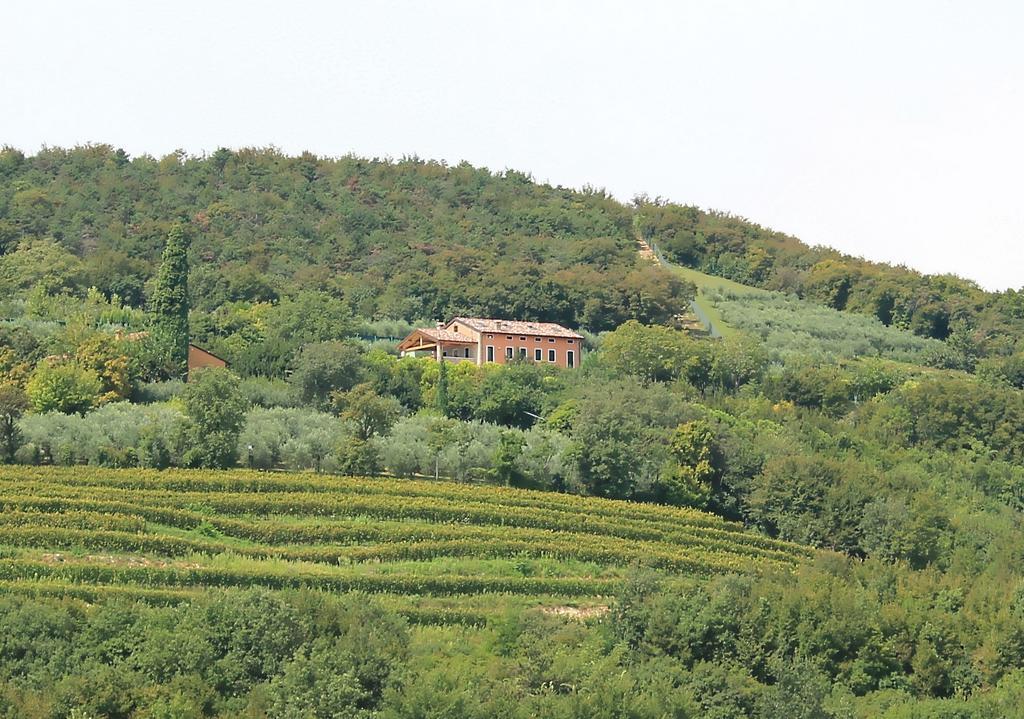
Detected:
[26,361,103,415]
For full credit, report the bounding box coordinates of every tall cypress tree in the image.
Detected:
[150,225,191,379]
[436,358,449,417]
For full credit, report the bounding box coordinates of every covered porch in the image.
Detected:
[397,328,478,364]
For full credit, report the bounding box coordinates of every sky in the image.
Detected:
[2,1,1022,290]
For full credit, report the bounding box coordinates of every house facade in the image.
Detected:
[398,318,583,369]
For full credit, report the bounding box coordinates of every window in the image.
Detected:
[465,347,471,358]
[487,346,494,362]
[505,347,513,359]
[548,349,555,362]
[506,335,512,340]
[519,348,527,359]
[548,338,555,342]
[535,337,541,342]
[567,351,575,368]
[487,334,493,339]
[519,336,526,341]
[534,348,542,361]
[567,339,575,344]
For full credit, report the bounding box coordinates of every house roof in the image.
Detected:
[397,327,476,350]
[420,327,476,343]
[449,317,583,339]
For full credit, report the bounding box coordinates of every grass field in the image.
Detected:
[0,466,814,624]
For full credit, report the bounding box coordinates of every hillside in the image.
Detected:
[4,464,1024,716]
[3,146,1024,716]
[2,145,1022,362]
[635,199,1024,357]
[0,466,812,621]
[0,145,687,333]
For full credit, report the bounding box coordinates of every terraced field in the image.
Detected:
[0,466,814,624]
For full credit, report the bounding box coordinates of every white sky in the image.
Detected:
[2,0,1022,290]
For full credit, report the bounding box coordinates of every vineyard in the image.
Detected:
[0,466,814,625]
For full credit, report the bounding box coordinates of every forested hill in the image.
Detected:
[1,144,1022,352]
[0,145,686,332]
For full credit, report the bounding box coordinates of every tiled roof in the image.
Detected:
[450,318,583,339]
[410,328,476,344]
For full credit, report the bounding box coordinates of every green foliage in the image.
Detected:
[1,145,1024,717]
[0,146,691,333]
[657,420,721,508]
[237,407,346,472]
[709,290,945,364]
[562,379,691,500]
[25,361,103,415]
[636,197,1022,349]
[475,362,550,429]
[334,383,402,442]
[435,357,449,416]
[289,341,366,410]
[0,240,86,296]
[750,454,871,553]
[601,320,708,385]
[180,368,249,468]
[148,225,191,379]
[0,384,28,462]
[18,401,186,467]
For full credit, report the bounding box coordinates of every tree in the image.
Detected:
[657,420,720,508]
[149,225,191,379]
[75,333,134,402]
[600,320,712,388]
[267,640,368,718]
[475,363,546,428]
[0,240,86,296]
[181,368,249,468]
[289,341,365,410]
[25,361,102,415]
[333,383,402,442]
[493,430,525,487]
[435,358,450,416]
[0,384,29,462]
[749,454,872,553]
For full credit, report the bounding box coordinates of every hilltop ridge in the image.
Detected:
[1,145,1021,359]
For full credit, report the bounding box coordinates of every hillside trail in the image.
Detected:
[634,230,721,337]
[636,235,660,264]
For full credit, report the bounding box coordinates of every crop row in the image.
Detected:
[0,466,752,534]
[0,509,146,533]
[0,559,618,597]
[1,493,807,566]
[0,492,803,565]
[0,524,792,576]
[0,474,735,544]
[0,580,494,626]
[0,484,812,559]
